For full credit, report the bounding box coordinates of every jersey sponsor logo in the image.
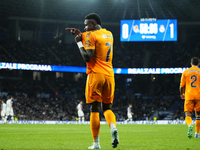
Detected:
[85,40,91,47]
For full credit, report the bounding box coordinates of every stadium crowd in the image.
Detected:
[0,73,179,121]
[1,38,199,68]
[0,38,200,121]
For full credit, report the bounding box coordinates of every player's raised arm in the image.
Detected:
[75,34,95,62]
[65,27,95,62]
[65,28,81,35]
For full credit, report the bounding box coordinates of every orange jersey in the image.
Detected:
[81,29,114,76]
[180,66,200,100]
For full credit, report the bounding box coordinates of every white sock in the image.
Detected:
[11,116,14,123]
[111,122,116,130]
[2,117,4,122]
[78,118,81,124]
[94,134,99,144]
[82,117,84,123]
[4,116,8,123]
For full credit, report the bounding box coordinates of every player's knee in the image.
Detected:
[102,103,112,112]
[185,111,192,117]
[89,101,101,112]
[196,111,200,116]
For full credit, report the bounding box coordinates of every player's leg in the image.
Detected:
[124,118,128,124]
[4,111,9,124]
[1,111,4,123]
[78,116,81,124]
[194,100,200,138]
[11,116,14,123]
[86,72,104,149]
[88,101,101,149]
[11,109,14,123]
[125,119,130,124]
[130,117,133,124]
[195,111,200,138]
[103,103,119,148]
[103,103,116,129]
[82,115,84,124]
[102,75,119,148]
[128,114,133,124]
[184,100,193,138]
[102,75,116,129]
[185,111,193,125]
[1,115,4,123]
[185,111,193,139]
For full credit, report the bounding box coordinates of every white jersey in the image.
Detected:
[6,99,13,110]
[1,103,6,116]
[1,103,6,111]
[77,103,84,117]
[127,107,131,114]
[127,107,132,118]
[77,104,82,111]
[6,99,14,116]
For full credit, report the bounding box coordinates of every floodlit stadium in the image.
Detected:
[0,0,200,149]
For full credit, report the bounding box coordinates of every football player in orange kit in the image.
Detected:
[180,57,200,139]
[66,13,119,149]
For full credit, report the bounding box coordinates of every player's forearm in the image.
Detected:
[179,86,184,95]
[79,47,91,62]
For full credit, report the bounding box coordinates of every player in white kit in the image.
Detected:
[76,101,84,124]
[125,104,134,124]
[4,96,14,124]
[1,100,6,124]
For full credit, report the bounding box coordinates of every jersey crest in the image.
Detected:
[85,40,91,47]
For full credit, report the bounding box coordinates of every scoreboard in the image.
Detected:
[120,19,177,42]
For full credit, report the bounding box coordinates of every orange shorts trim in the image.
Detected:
[184,100,200,112]
[85,72,115,104]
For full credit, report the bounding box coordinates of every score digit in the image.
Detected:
[170,23,174,38]
[122,24,129,39]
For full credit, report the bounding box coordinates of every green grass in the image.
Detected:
[0,124,200,150]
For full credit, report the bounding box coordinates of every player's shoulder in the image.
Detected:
[185,66,200,73]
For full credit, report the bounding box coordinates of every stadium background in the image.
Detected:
[0,0,200,122]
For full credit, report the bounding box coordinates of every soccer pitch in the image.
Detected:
[0,124,200,150]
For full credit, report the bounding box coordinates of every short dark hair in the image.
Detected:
[191,57,199,65]
[85,13,102,26]
[8,95,13,99]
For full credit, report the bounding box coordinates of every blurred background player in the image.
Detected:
[1,100,6,124]
[180,57,200,138]
[4,96,14,124]
[67,13,119,149]
[76,101,84,124]
[124,104,134,124]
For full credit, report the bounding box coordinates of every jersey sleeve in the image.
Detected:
[82,32,96,50]
[180,71,186,87]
